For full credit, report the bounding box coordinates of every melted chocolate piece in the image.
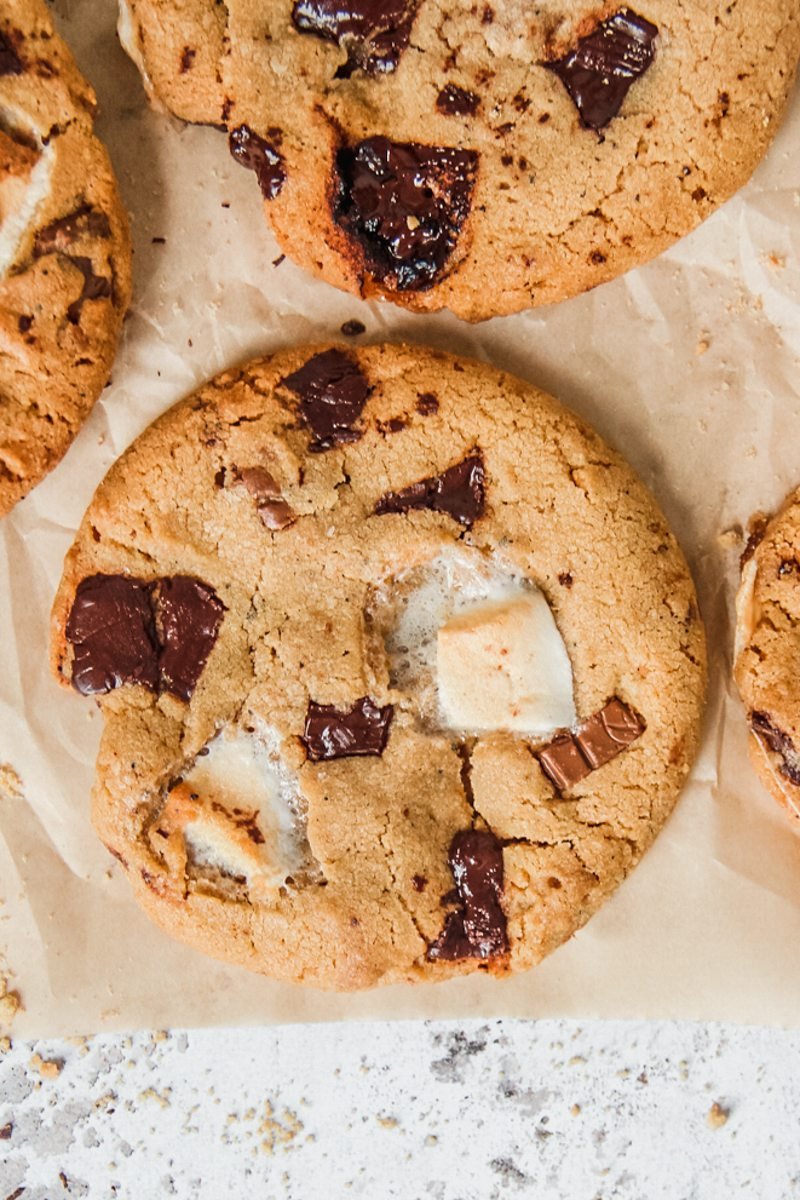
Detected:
[428,830,508,961]
[375,452,485,528]
[436,84,480,116]
[335,137,478,291]
[156,577,226,701]
[66,575,158,696]
[537,697,645,793]
[228,125,286,200]
[65,257,112,324]
[0,30,22,76]
[537,732,591,792]
[281,349,371,450]
[291,0,419,76]
[751,711,800,786]
[303,696,393,760]
[34,204,111,256]
[545,9,658,132]
[416,392,438,415]
[575,697,645,768]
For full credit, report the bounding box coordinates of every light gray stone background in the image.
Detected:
[1,1018,798,1197]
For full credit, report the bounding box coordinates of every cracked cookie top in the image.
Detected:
[735,491,800,826]
[51,343,706,990]
[0,0,131,517]
[117,0,799,320]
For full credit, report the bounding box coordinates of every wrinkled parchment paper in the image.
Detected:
[3,0,800,1036]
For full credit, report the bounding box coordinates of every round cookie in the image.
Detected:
[0,0,131,517]
[735,492,800,825]
[52,343,706,990]
[118,0,799,322]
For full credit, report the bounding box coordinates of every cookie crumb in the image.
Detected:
[30,1052,63,1079]
[695,336,710,356]
[0,979,21,1026]
[0,763,23,801]
[376,1114,400,1128]
[707,1101,729,1129]
[570,1103,581,1116]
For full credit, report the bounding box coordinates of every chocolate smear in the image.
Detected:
[751,711,800,786]
[64,257,112,324]
[303,696,393,760]
[281,348,371,450]
[292,0,419,76]
[545,9,658,132]
[335,137,478,291]
[428,829,508,961]
[34,204,111,256]
[375,452,484,528]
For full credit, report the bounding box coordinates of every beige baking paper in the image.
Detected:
[2,0,800,1036]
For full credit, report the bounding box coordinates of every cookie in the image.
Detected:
[51,343,706,990]
[735,492,800,825]
[0,0,131,517]
[117,0,799,321]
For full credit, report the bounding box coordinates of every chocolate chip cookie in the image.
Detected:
[0,0,131,517]
[118,0,799,321]
[735,492,800,825]
[51,343,706,989]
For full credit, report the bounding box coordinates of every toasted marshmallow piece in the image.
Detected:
[164,728,306,897]
[437,591,576,735]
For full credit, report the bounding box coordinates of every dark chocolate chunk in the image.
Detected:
[334,137,478,291]
[751,711,800,786]
[545,9,658,132]
[537,732,590,791]
[64,257,112,324]
[155,577,225,701]
[375,452,485,528]
[291,0,419,76]
[575,697,645,768]
[303,696,393,760]
[281,348,371,450]
[428,830,508,961]
[33,203,111,256]
[66,575,159,696]
[228,125,286,200]
[0,30,22,76]
[436,84,480,116]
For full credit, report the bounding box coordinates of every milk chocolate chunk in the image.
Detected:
[428,830,508,961]
[281,349,371,450]
[375,453,485,528]
[545,9,658,132]
[751,711,800,786]
[237,466,296,529]
[66,574,158,695]
[575,697,645,768]
[335,137,478,291]
[156,577,225,701]
[537,732,590,791]
[303,696,393,760]
[0,31,22,76]
[292,0,419,76]
[228,125,286,200]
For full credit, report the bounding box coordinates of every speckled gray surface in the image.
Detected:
[1,1019,798,1197]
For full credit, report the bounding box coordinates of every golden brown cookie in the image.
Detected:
[0,0,131,517]
[52,343,706,989]
[118,0,799,321]
[735,493,800,826]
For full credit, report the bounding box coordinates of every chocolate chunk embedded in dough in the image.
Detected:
[428,829,508,961]
[228,125,285,199]
[335,137,478,291]
[303,696,394,760]
[281,349,371,450]
[291,0,419,76]
[66,574,159,695]
[375,453,485,528]
[155,577,226,701]
[545,9,658,132]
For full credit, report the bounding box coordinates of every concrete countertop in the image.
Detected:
[1,1018,797,1197]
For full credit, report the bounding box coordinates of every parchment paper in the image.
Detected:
[3,0,800,1036]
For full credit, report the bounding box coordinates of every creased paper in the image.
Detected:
[2,0,800,1034]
